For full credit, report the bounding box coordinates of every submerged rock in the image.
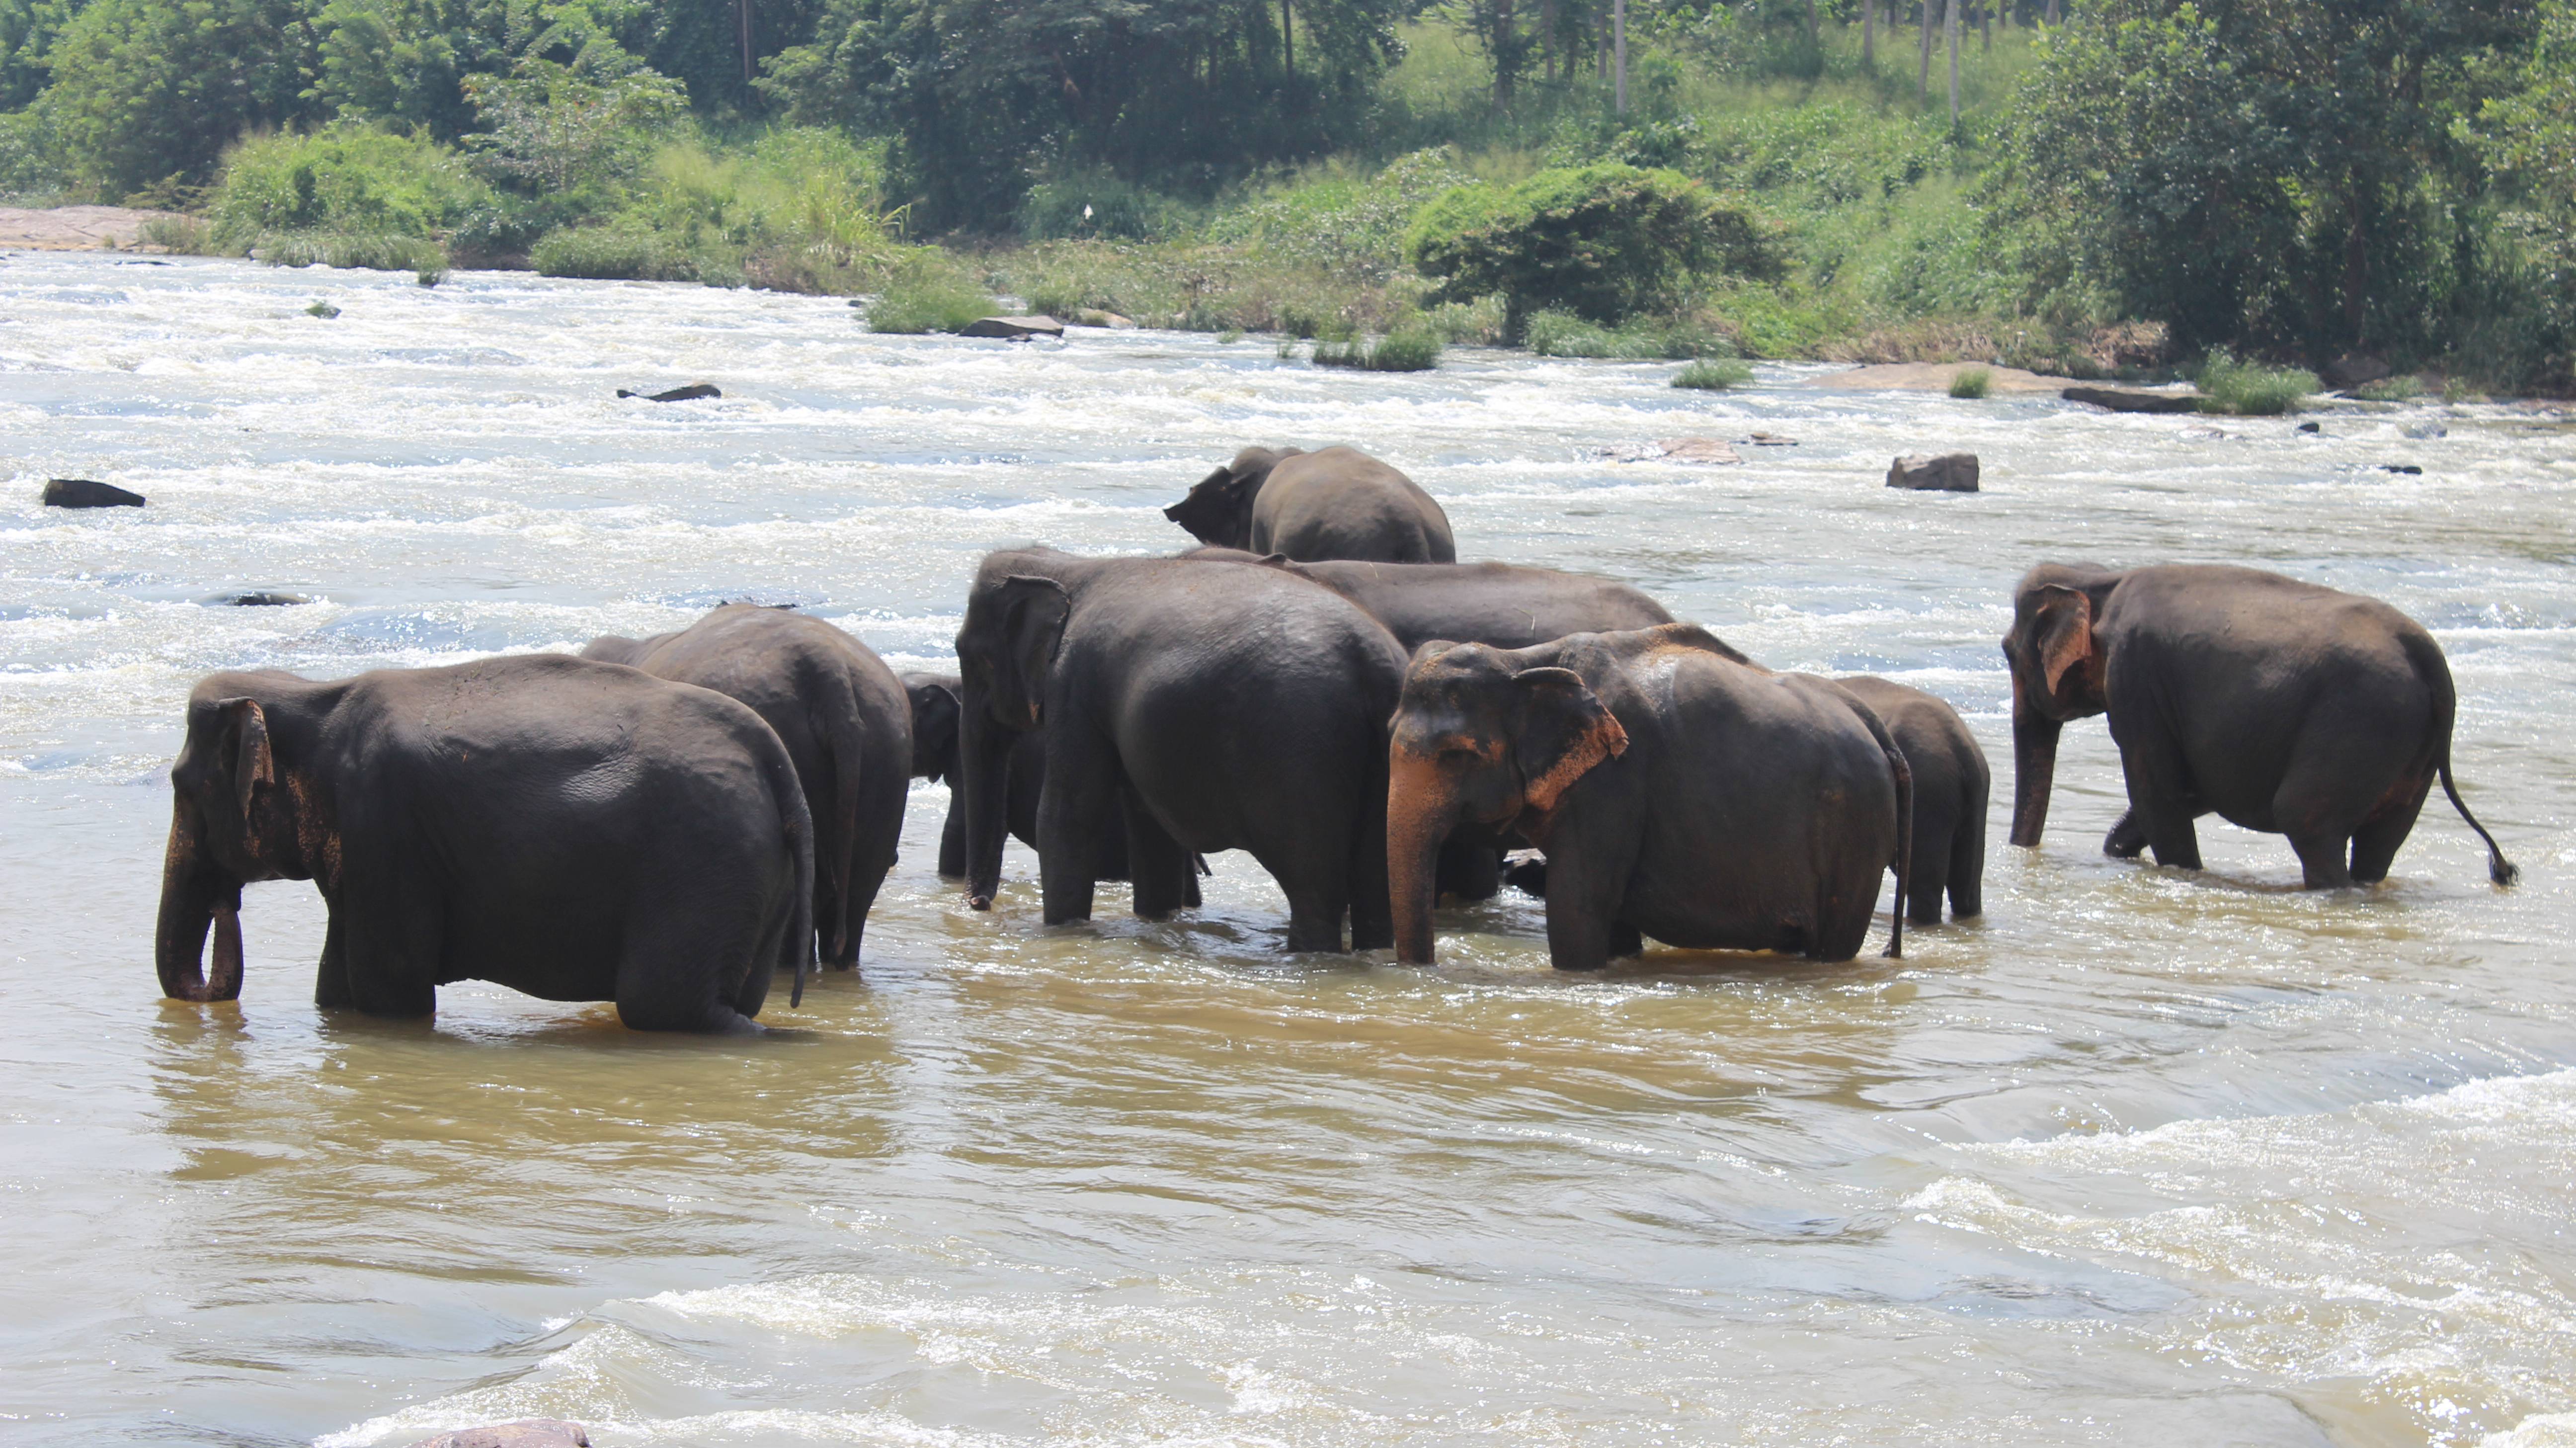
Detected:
[402,1421,589,1448]
[959,315,1065,340]
[217,592,310,606]
[616,383,721,402]
[1887,453,1980,492]
[42,478,145,509]
[1595,437,1742,465]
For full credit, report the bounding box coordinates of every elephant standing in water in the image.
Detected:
[1389,625,1910,970]
[1164,445,1456,563]
[2003,562,2516,888]
[585,604,910,970]
[955,547,1406,951]
[155,657,812,1031]
[1834,676,1988,923]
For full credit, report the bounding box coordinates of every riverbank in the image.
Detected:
[0,204,177,250]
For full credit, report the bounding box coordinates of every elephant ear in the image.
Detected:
[2033,584,2097,697]
[1510,667,1628,816]
[216,696,276,816]
[998,576,1071,726]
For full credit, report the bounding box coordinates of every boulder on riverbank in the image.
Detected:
[1887,453,1979,492]
[2062,385,2200,414]
[960,315,1064,340]
[403,1421,589,1448]
[42,478,145,509]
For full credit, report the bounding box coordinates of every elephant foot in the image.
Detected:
[2102,810,2149,859]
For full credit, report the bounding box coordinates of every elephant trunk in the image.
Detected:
[959,702,1018,911]
[1388,751,1458,965]
[155,809,244,1003]
[2009,678,2061,848]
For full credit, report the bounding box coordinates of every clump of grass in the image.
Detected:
[1217,327,1244,343]
[1524,309,1737,359]
[1311,321,1444,371]
[416,261,449,287]
[304,300,340,318]
[139,215,214,254]
[1948,366,1992,398]
[530,227,702,281]
[864,258,996,334]
[2195,348,2322,415]
[256,232,449,272]
[2354,374,2425,402]
[1672,358,1755,389]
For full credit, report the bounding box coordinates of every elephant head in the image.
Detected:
[157,677,322,1003]
[953,571,1071,909]
[1162,446,1302,549]
[2000,564,2120,848]
[1386,643,1628,964]
[903,674,964,784]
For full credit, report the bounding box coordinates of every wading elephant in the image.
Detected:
[1834,676,1988,923]
[1389,625,1910,970]
[1163,446,1456,563]
[584,604,910,970]
[956,548,1406,951]
[1187,549,1677,901]
[155,656,813,1031]
[2004,562,2517,888]
[908,672,1205,905]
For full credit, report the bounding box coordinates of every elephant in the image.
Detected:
[1185,549,1677,901]
[907,672,1201,903]
[155,655,813,1032]
[2003,562,2518,888]
[1389,624,1910,971]
[1833,677,1988,923]
[955,547,1407,951]
[584,604,910,970]
[1163,445,1456,563]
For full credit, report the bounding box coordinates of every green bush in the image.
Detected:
[530,227,703,282]
[2195,349,2321,415]
[1948,366,1992,399]
[255,231,449,271]
[1206,149,1475,280]
[1524,309,1737,359]
[1405,162,1783,333]
[865,258,995,333]
[0,105,70,199]
[2353,374,2427,402]
[1018,168,1195,241]
[1312,322,1444,371]
[211,126,495,253]
[1672,358,1754,389]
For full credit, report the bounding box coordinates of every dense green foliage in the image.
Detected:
[2193,348,2320,414]
[1671,356,1753,388]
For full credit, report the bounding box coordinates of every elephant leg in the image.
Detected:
[1434,839,1502,902]
[2348,775,2432,884]
[313,906,354,1010]
[1281,875,1351,953]
[1946,814,1985,919]
[616,904,766,1033]
[1123,785,1196,921]
[1907,829,1952,926]
[2102,807,2149,859]
[1035,720,1121,927]
[1538,826,1638,972]
[1347,799,1394,953]
[1610,921,1644,960]
[2273,751,2378,889]
[1096,796,1135,882]
[936,799,967,878]
[333,864,441,1018]
[2114,731,2204,871]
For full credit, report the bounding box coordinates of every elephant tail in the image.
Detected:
[1839,689,1912,959]
[760,724,818,1009]
[2405,629,2519,886]
[817,667,868,962]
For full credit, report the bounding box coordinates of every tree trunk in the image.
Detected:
[1281,0,1292,79]
[1919,0,1934,99]
[1494,0,1516,114]
[1946,0,1960,125]
[1863,0,1876,68]
[2045,0,2058,25]
[1804,0,1818,49]
[737,0,753,85]
[1613,0,1627,114]
[1981,0,1991,53]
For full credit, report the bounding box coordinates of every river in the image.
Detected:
[3,252,2573,1448]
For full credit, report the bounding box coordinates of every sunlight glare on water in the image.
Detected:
[3,254,2574,1447]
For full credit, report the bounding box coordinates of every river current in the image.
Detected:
[3,253,2574,1447]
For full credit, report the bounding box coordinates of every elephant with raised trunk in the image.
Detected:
[155,656,813,1032]
[1389,625,1910,971]
[585,605,910,971]
[955,547,1405,951]
[1164,445,1456,563]
[2003,562,2517,888]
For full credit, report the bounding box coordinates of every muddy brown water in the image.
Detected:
[3,254,2573,1447]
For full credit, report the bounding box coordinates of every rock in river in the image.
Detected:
[616,383,721,402]
[1887,453,1980,492]
[42,478,145,509]
[959,315,1065,340]
[2062,385,2201,415]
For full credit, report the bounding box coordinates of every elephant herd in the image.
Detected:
[154,444,2519,1032]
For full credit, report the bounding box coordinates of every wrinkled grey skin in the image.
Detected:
[585,604,909,971]
[1834,676,1988,923]
[155,655,812,1032]
[1163,446,1456,563]
[1388,624,1909,971]
[954,547,1405,952]
[2003,562,2516,888]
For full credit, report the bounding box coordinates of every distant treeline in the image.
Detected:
[0,0,2570,387]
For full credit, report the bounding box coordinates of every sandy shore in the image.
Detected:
[0,205,180,251]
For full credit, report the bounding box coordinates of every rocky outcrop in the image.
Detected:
[1887,453,1980,492]
[43,478,145,509]
[960,316,1065,340]
[617,383,721,402]
[402,1420,589,1448]
[2062,385,2200,414]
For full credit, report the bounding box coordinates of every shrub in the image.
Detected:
[1018,169,1194,241]
[257,232,450,272]
[530,227,702,282]
[140,214,215,254]
[865,257,995,333]
[1313,322,1444,372]
[210,125,495,253]
[1524,309,1738,359]
[2354,374,2426,402]
[1672,358,1754,390]
[1405,163,1783,333]
[2195,349,2321,415]
[1949,366,1992,399]
[0,105,70,200]
[1207,149,1476,280]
